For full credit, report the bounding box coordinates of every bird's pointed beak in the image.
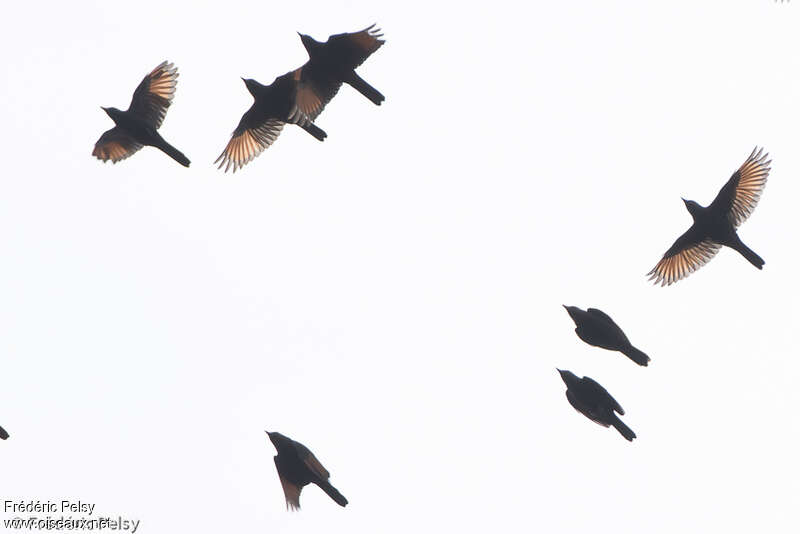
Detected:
[100,106,107,111]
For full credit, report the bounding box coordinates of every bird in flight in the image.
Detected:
[0,425,8,440]
[648,147,770,286]
[557,370,636,441]
[93,61,190,167]
[215,71,327,173]
[298,24,385,107]
[563,306,650,366]
[265,431,348,510]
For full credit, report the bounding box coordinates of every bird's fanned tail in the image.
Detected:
[156,140,190,167]
[345,72,384,105]
[610,416,636,441]
[317,480,348,507]
[622,345,650,367]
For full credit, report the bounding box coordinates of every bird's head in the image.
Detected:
[298,32,319,53]
[241,78,263,97]
[681,197,703,218]
[562,305,581,323]
[101,106,122,120]
[265,430,287,450]
[557,368,578,387]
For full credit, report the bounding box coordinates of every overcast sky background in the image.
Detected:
[1,0,798,532]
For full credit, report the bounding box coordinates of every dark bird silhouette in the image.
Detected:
[557,369,636,441]
[563,306,650,366]
[648,147,770,286]
[0,425,8,440]
[93,61,190,167]
[215,71,328,173]
[298,24,385,107]
[265,431,348,510]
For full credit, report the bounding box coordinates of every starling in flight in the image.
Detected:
[648,147,770,286]
[298,24,385,107]
[265,431,348,510]
[93,61,190,167]
[563,306,650,366]
[215,71,328,173]
[0,425,8,440]
[557,369,636,441]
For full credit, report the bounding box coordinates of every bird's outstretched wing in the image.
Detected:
[92,127,144,163]
[274,457,302,510]
[327,24,385,70]
[708,147,770,228]
[128,61,179,129]
[293,66,341,121]
[648,226,721,286]
[214,107,285,173]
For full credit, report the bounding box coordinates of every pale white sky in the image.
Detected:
[1,1,798,532]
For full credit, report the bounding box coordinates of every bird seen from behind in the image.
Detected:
[648,147,770,286]
[557,369,636,441]
[215,71,328,173]
[93,61,190,167]
[563,306,650,366]
[265,431,348,510]
[298,24,385,107]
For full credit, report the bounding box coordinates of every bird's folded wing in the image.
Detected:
[648,229,721,286]
[566,390,609,428]
[709,147,770,228]
[585,308,627,340]
[92,127,144,163]
[128,61,179,129]
[328,24,385,69]
[215,110,285,173]
[582,377,625,416]
[274,458,302,510]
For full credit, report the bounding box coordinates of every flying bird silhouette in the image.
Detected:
[93,61,190,167]
[215,71,327,173]
[648,147,770,286]
[0,425,8,440]
[265,431,348,510]
[563,306,650,366]
[557,369,636,441]
[298,24,385,107]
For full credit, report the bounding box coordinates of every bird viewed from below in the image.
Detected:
[0,425,8,440]
[557,369,636,441]
[265,431,348,510]
[648,147,770,286]
[215,71,328,173]
[298,24,386,107]
[92,61,190,167]
[563,306,650,366]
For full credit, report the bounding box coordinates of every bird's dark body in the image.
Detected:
[563,306,650,366]
[239,76,326,141]
[299,26,385,106]
[557,370,636,441]
[103,107,189,166]
[266,431,347,510]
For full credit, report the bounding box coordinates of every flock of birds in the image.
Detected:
[6,21,775,512]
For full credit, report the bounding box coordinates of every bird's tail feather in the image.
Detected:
[622,345,650,367]
[346,72,385,105]
[302,122,327,142]
[156,140,191,167]
[318,481,348,507]
[732,240,764,270]
[611,416,636,441]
